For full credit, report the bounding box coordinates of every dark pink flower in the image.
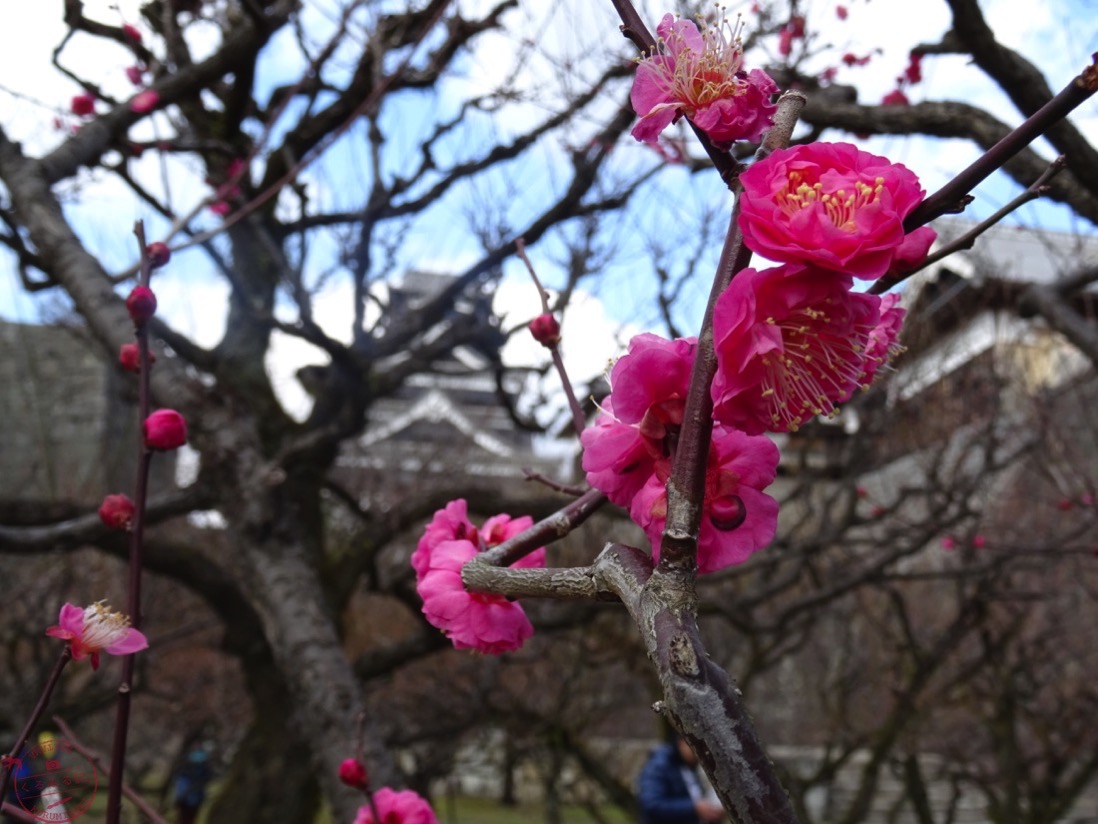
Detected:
[413,501,544,654]
[339,758,369,790]
[882,89,910,106]
[479,513,545,568]
[126,285,158,324]
[836,5,849,20]
[738,141,934,280]
[130,89,160,114]
[118,342,155,373]
[144,409,188,450]
[711,264,881,434]
[972,534,987,549]
[209,200,231,216]
[630,13,778,145]
[98,494,136,530]
[629,426,779,573]
[940,536,957,551]
[353,788,438,824]
[529,314,561,347]
[581,334,696,505]
[71,93,96,117]
[121,23,142,43]
[860,292,906,385]
[412,500,477,580]
[417,540,536,654]
[125,65,145,85]
[46,602,148,670]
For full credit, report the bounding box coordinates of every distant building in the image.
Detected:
[0,320,159,517]
[331,271,567,507]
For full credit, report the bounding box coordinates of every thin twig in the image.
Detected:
[471,489,607,569]
[51,716,171,824]
[522,468,587,497]
[515,237,587,437]
[876,155,1068,290]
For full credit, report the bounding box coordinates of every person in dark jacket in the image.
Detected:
[636,734,724,823]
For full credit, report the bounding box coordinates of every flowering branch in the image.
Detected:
[608,0,743,187]
[105,222,156,824]
[657,89,806,573]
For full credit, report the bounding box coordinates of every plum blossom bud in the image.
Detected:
[529,314,561,347]
[338,758,369,790]
[144,409,187,451]
[118,342,155,373]
[99,494,136,530]
[130,89,160,114]
[71,93,96,117]
[122,23,142,43]
[146,242,171,268]
[125,65,145,85]
[126,285,158,324]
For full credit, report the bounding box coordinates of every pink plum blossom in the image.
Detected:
[46,602,148,670]
[414,501,544,654]
[412,499,477,580]
[630,426,779,573]
[417,540,536,654]
[630,13,778,145]
[711,264,881,434]
[581,334,696,506]
[738,141,936,280]
[860,292,906,384]
[353,788,438,824]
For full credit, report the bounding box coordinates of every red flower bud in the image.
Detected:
[122,23,143,43]
[529,314,561,347]
[130,89,160,114]
[99,494,136,530]
[126,285,158,325]
[118,342,155,373]
[125,65,145,85]
[146,242,171,268]
[338,758,369,790]
[144,409,187,451]
[71,93,96,117]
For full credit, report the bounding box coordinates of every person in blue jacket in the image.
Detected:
[637,733,725,824]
